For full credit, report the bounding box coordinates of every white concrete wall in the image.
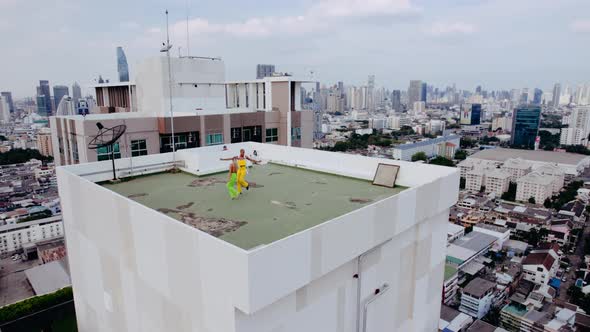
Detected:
[57,142,459,332]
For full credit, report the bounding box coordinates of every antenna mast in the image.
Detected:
[186,0,190,56]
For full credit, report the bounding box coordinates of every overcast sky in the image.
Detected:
[1,0,589,98]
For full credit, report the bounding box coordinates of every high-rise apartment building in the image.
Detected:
[552,83,561,107]
[532,88,543,105]
[0,91,14,112]
[72,82,82,102]
[511,105,541,149]
[560,106,590,145]
[56,141,459,332]
[0,96,9,123]
[367,75,375,111]
[117,46,130,82]
[38,80,52,116]
[37,128,54,156]
[408,80,422,108]
[256,64,275,79]
[53,85,69,110]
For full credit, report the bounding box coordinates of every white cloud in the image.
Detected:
[570,19,590,33]
[426,22,477,36]
[163,0,417,41]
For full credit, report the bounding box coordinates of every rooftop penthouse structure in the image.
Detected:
[57,142,458,331]
[51,56,313,166]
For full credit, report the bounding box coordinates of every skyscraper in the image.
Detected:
[117,47,130,82]
[421,82,427,102]
[53,85,69,109]
[36,95,49,116]
[511,105,541,149]
[72,82,82,102]
[408,80,422,108]
[532,88,543,105]
[256,64,275,79]
[367,75,375,111]
[552,83,561,107]
[0,92,14,112]
[37,80,52,115]
[0,96,9,123]
[391,90,401,112]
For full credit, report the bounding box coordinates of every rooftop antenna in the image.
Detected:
[160,9,177,169]
[186,0,190,57]
[88,122,127,181]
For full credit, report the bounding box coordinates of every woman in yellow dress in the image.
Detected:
[220,149,259,194]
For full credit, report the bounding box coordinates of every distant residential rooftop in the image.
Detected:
[470,148,590,165]
[103,163,405,250]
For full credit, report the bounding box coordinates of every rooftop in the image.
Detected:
[471,148,590,166]
[102,163,404,250]
[463,277,495,298]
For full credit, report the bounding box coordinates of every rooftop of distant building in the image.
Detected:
[470,148,590,166]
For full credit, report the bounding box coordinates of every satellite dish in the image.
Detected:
[88,122,127,181]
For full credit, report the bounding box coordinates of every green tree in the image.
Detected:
[454,150,468,160]
[538,130,560,151]
[411,151,428,162]
[0,148,53,166]
[544,198,552,208]
[528,197,536,204]
[332,141,349,152]
[564,145,590,155]
[429,156,455,167]
[460,137,477,149]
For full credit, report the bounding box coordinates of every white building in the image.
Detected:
[459,278,496,319]
[56,142,459,332]
[465,168,485,193]
[0,95,9,123]
[501,158,532,182]
[0,216,64,255]
[516,172,554,204]
[535,164,565,194]
[485,169,511,196]
[521,246,559,285]
[413,101,426,114]
[467,148,590,182]
[392,135,460,161]
[492,116,512,132]
[560,106,590,145]
[387,115,410,130]
[447,223,465,243]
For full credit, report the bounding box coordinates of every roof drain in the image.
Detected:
[362,283,391,332]
[355,239,391,332]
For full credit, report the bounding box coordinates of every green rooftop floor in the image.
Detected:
[103,163,405,250]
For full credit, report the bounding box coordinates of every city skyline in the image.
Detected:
[1,0,589,98]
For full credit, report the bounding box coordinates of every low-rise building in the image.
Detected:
[0,216,64,255]
[439,304,473,332]
[521,246,559,285]
[459,278,497,319]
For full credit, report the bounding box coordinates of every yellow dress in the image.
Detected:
[236,159,249,193]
